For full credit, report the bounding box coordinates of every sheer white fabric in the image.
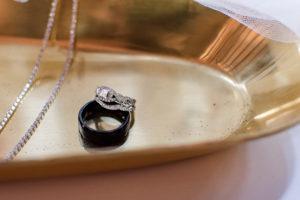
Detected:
[194,0,300,43]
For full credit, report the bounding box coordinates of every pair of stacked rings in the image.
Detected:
[78,86,136,146]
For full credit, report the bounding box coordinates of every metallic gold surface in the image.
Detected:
[0,0,299,180]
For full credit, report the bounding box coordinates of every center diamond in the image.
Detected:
[96,86,115,102]
[99,89,109,98]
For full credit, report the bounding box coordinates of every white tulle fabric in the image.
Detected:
[194,0,300,43]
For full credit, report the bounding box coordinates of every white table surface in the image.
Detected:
[0,124,299,200]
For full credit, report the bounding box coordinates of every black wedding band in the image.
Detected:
[78,100,131,146]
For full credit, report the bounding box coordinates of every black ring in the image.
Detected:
[78,100,130,146]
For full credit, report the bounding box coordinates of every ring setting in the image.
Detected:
[95,86,136,112]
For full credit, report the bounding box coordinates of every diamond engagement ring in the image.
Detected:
[95,86,136,112]
[78,86,136,146]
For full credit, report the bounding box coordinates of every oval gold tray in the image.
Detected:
[0,0,299,181]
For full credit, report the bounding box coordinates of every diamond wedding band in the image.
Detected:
[95,86,136,112]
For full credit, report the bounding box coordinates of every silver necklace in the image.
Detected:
[0,0,59,133]
[4,0,79,161]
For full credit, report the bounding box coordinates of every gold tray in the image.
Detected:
[0,0,299,181]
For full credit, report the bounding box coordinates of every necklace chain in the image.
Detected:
[4,0,79,161]
[0,0,59,132]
